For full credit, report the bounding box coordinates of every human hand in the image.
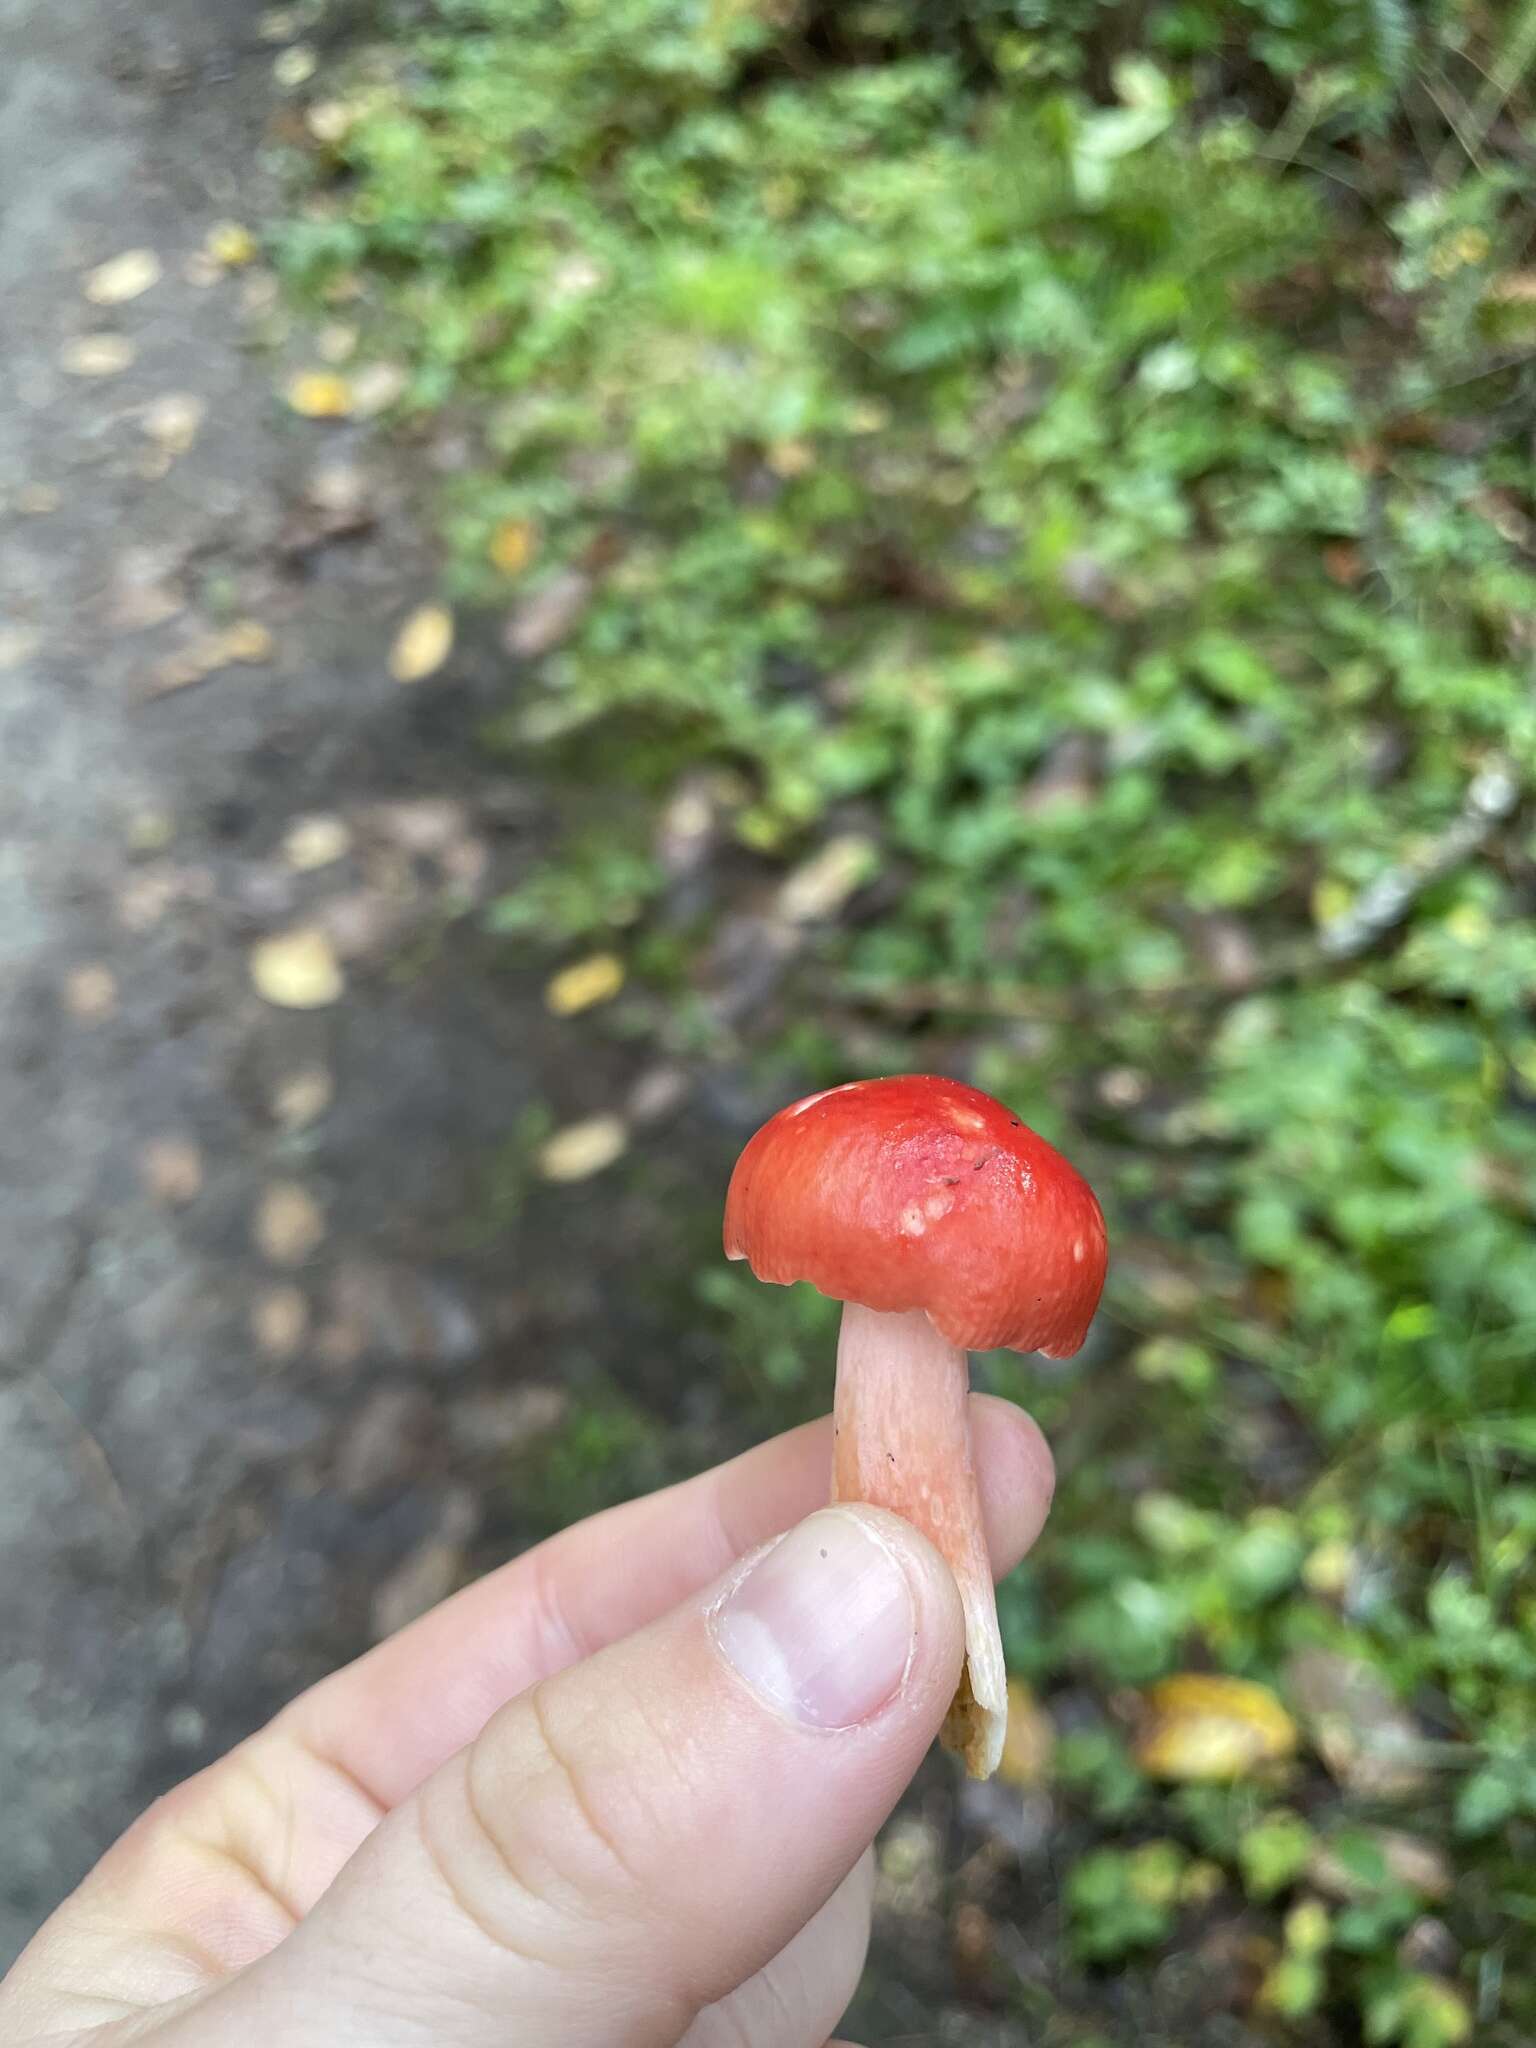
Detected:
[1,1401,1052,2048]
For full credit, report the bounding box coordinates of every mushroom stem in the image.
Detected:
[831,1301,1006,1778]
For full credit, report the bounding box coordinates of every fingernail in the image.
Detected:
[711,1509,915,1729]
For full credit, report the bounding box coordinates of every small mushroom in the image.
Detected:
[724,1074,1106,1778]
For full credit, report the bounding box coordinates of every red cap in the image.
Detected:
[724,1075,1106,1355]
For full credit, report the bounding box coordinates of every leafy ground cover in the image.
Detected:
[276,3,1536,2037]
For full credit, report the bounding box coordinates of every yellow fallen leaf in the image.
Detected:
[776,834,877,923]
[273,44,318,86]
[0,625,40,670]
[145,622,272,697]
[350,361,408,415]
[538,1115,629,1183]
[306,99,358,145]
[138,1137,204,1206]
[997,1680,1055,1789]
[488,518,537,575]
[317,321,358,364]
[63,964,118,1022]
[60,333,135,378]
[545,953,625,1017]
[1311,878,1353,929]
[251,1283,310,1360]
[206,220,258,268]
[767,438,814,478]
[221,620,275,664]
[389,604,454,683]
[141,392,206,454]
[1134,1674,1298,1782]
[270,1065,334,1129]
[84,248,163,305]
[286,370,353,418]
[249,926,345,1009]
[255,1181,326,1265]
[282,814,352,871]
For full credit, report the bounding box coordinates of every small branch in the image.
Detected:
[1317,755,1521,960]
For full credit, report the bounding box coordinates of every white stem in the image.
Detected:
[832,1301,1007,1778]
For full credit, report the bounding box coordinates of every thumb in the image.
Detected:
[206,1507,963,2048]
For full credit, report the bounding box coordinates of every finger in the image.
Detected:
[678,1851,873,2048]
[284,1396,1052,1811]
[212,1505,966,2047]
[1,1404,1050,2032]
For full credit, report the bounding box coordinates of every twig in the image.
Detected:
[1317,754,1521,959]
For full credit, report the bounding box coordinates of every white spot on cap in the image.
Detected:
[948,1106,986,1133]
[1072,1238,1086,1263]
[924,1189,954,1222]
[899,1204,926,1237]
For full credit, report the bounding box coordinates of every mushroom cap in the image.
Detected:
[724,1075,1107,1356]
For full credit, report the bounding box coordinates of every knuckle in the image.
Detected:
[413,1746,572,1974]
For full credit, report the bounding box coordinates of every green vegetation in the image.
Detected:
[278,2,1536,2037]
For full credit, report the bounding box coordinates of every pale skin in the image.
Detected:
[1,1399,1053,2048]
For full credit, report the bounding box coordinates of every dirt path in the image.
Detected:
[0,0,702,1960]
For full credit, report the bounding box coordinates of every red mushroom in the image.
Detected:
[724,1074,1106,1777]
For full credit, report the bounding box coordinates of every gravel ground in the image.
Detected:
[0,0,694,1961]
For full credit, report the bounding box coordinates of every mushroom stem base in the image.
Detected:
[832,1302,1006,1778]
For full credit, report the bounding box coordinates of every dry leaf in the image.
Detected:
[221,620,274,663]
[1134,1674,1298,1782]
[317,321,358,364]
[254,1181,326,1265]
[504,568,592,657]
[545,953,624,1016]
[1284,1648,1428,1798]
[776,834,877,923]
[110,544,186,631]
[84,248,162,305]
[273,44,318,86]
[350,361,408,415]
[270,1065,334,1129]
[370,797,466,853]
[251,1283,310,1360]
[626,1065,690,1124]
[282,814,352,871]
[145,620,272,697]
[997,1679,1055,1789]
[286,370,353,419]
[389,604,454,683]
[206,220,258,268]
[63,964,119,1022]
[249,926,345,1009]
[141,392,206,454]
[1308,1828,1451,1903]
[306,99,357,144]
[538,1115,629,1183]
[1322,541,1364,587]
[440,836,488,888]
[60,334,134,378]
[767,438,815,478]
[138,1137,203,1206]
[488,518,537,575]
[0,625,40,671]
[316,888,414,962]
